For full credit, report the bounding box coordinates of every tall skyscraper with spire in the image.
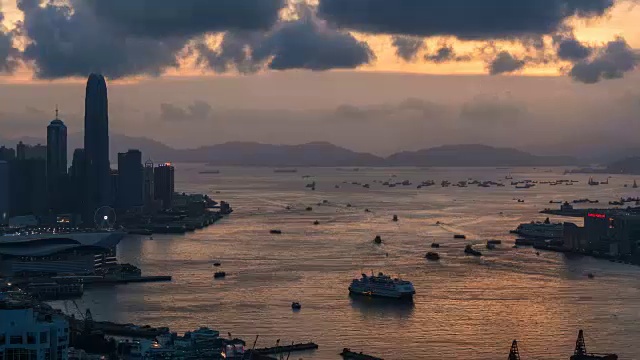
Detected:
[84,74,111,217]
[47,106,68,213]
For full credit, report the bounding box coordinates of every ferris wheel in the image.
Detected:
[94,206,116,230]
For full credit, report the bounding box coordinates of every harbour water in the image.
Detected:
[53,166,640,359]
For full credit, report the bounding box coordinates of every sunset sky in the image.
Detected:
[0,0,639,157]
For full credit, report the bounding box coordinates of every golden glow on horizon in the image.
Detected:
[1,0,639,82]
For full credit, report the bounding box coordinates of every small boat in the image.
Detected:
[425,252,440,261]
[149,236,153,240]
[306,207,313,211]
[313,220,320,225]
[213,262,221,267]
[392,215,398,222]
[454,234,466,239]
[346,203,352,208]
[464,245,482,257]
[373,235,382,244]
[587,273,595,279]
[487,240,502,245]
[291,302,302,310]
[536,252,540,256]
[431,242,440,248]
[285,206,291,210]
[270,229,282,234]
[214,271,226,279]
[486,243,496,250]
[364,209,371,213]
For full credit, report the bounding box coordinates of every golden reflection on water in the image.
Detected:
[53,166,640,359]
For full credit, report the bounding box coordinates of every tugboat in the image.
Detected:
[425,252,440,261]
[313,220,320,225]
[373,235,383,244]
[213,262,221,267]
[486,242,496,250]
[392,214,398,222]
[587,273,595,279]
[431,242,440,248]
[464,245,482,256]
[454,234,466,239]
[348,272,415,300]
[270,229,282,234]
[306,206,313,211]
[214,271,226,279]
[291,302,302,310]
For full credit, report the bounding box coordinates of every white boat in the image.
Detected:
[348,272,415,299]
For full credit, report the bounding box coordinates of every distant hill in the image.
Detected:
[1,136,578,167]
[188,141,384,166]
[386,144,577,167]
[606,157,640,174]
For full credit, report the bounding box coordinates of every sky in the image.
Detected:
[0,0,639,157]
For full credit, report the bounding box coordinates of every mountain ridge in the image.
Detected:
[0,134,578,167]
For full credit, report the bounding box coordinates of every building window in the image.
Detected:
[27,332,36,344]
[9,335,23,344]
[0,333,5,344]
[40,331,48,344]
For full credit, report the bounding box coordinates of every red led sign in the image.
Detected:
[587,213,606,219]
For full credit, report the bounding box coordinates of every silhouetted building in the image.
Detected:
[16,141,26,160]
[0,146,15,161]
[9,159,47,217]
[0,161,8,225]
[154,163,175,210]
[69,148,87,217]
[47,110,68,213]
[84,73,111,215]
[25,144,47,160]
[117,150,143,211]
[143,159,156,212]
[110,169,119,207]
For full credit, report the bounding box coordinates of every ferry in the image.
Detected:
[510,222,564,238]
[348,272,415,300]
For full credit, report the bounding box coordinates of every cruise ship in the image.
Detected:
[0,230,126,275]
[349,272,415,300]
[510,222,564,239]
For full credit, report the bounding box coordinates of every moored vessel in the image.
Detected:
[348,272,415,300]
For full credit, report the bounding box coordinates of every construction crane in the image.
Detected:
[508,340,521,360]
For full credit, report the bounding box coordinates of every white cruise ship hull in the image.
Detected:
[348,285,415,300]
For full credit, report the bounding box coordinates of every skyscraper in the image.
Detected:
[84,74,111,215]
[117,149,143,210]
[154,163,175,210]
[0,161,8,225]
[69,149,87,216]
[143,159,155,212]
[47,108,68,213]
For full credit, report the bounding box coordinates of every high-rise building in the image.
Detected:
[0,160,9,225]
[0,296,70,360]
[24,144,47,160]
[9,159,47,217]
[84,73,111,215]
[16,141,26,160]
[47,109,68,213]
[143,159,155,212]
[69,149,87,217]
[154,163,175,210]
[117,150,143,210]
[0,146,15,161]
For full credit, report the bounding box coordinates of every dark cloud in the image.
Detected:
[317,0,617,39]
[391,36,425,61]
[488,51,526,75]
[0,13,19,73]
[160,100,213,122]
[569,37,639,84]
[18,0,187,79]
[196,10,374,72]
[424,45,471,63]
[87,0,285,38]
[554,35,592,61]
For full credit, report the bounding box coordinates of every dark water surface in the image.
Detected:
[53,166,640,359]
